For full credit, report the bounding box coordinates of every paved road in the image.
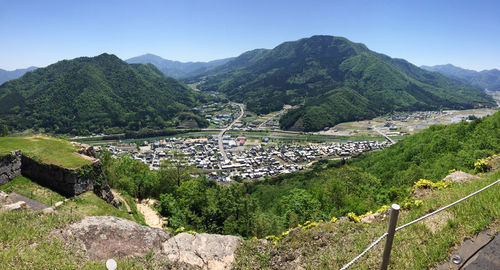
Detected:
[217,103,244,163]
[372,126,395,144]
[8,192,51,210]
[463,233,500,270]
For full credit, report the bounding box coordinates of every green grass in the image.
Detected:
[0,176,159,269]
[0,176,66,206]
[234,170,500,269]
[0,135,90,168]
[0,210,163,270]
[121,192,147,226]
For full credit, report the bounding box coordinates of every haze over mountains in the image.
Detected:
[184,35,495,131]
[0,54,208,135]
[125,53,233,79]
[0,66,37,85]
[421,64,500,92]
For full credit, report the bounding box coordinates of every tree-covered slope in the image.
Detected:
[422,64,500,91]
[0,53,208,135]
[101,110,500,237]
[186,35,495,131]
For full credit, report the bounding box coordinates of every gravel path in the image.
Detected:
[137,199,163,228]
[8,192,51,210]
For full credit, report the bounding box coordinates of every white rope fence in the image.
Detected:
[340,178,500,270]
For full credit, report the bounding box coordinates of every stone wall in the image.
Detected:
[0,151,22,185]
[21,155,95,197]
[0,149,117,205]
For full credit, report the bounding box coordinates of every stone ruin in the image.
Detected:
[0,147,118,207]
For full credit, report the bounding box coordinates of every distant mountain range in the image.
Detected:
[125,54,233,78]
[0,54,208,135]
[0,66,37,85]
[421,64,500,92]
[184,35,495,131]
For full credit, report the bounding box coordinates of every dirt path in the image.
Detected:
[136,199,164,228]
[111,189,132,215]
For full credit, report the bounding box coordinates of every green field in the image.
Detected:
[0,135,91,168]
[0,176,149,269]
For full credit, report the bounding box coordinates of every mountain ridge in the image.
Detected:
[184,35,495,131]
[0,53,208,135]
[421,63,500,91]
[0,66,37,85]
[125,53,234,78]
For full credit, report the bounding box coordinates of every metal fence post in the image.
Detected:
[380,204,400,270]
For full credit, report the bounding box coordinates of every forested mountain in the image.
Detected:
[0,53,209,135]
[0,66,37,85]
[185,35,495,131]
[125,53,233,78]
[421,64,500,91]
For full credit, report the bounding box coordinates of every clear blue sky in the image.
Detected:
[1,0,499,71]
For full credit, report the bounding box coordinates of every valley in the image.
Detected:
[1,8,500,268]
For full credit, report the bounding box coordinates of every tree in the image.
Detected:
[161,150,192,187]
[278,188,321,228]
[0,125,9,137]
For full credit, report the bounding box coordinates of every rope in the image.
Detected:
[339,178,500,270]
[396,179,500,231]
[339,233,388,270]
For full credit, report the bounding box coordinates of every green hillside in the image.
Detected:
[0,53,210,135]
[186,35,496,131]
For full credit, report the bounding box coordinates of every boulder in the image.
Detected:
[444,171,480,183]
[360,212,382,224]
[163,232,241,270]
[1,201,27,211]
[42,206,56,214]
[0,190,9,203]
[55,216,172,260]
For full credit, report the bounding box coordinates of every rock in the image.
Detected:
[73,142,98,159]
[0,150,22,186]
[163,232,241,270]
[55,216,171,260]
[42,206,56,214]
[1,201,27,211]
[413,187,433,200]
[444,171,480,183]
[94,182,120,208]
[361,212,381,224]
[54,201,64,207]
[0,190,9,202]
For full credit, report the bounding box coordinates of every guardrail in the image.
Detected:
[340,178,500,270]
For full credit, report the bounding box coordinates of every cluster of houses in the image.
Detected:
[388,111,446,122]
[194,103,241,128]
[104,136,391,182]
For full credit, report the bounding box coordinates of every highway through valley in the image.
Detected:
[217,102,244,163]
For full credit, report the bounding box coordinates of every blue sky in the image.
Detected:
[1,0,499,71]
